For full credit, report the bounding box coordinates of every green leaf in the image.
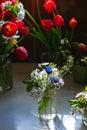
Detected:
[69,100,81,108]
[4,42,14,54]
[5,5,12,10]
[23,80,34,92]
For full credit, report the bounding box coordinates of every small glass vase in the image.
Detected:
[38,95,57,121]
[82,111,87,126]
[0,54,13,93]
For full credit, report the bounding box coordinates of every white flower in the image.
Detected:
[75,92,86,98]
[38,62,49,67]
[52,68,59,75]
[38,72,43,80]
[17,2,25,21]
[31,69,39,78]
[61,39,64,44]
[13,34,20,39]
[61,38,69,45]
[18,2,24,9]
[17,9,25,21]
[40,70,47,78]
[59,78,64,86]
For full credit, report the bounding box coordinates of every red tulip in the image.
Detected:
[2,22,18,37]
[11,17,24,28]
[45,0,56,3]
[15,46,28,60]
[43,0,56,13]
[11,0,17,5]
[79,43,87,52]
[53,15,64,27]
[41,19,53,30]
[20,26,30,36]
[69,18,77,28]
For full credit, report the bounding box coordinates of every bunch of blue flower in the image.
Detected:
[28,63,64,95]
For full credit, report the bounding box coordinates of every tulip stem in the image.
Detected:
[36,0,41,20]
[25,9,41,32]
[16,36,24,47]
[70,28,74,42]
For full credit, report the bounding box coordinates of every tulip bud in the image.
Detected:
[44,0,56,13]
[79,43,87,52]
[41,19,53,30]
[20,26,30,36]
[15,46,28,60]
[53,15,64,27]
[69,18,77,28]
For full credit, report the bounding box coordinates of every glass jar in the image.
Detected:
[0,54,13,93]
[82,111,87,126]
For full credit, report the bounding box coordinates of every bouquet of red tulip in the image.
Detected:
[25,0,78,65]
[0,0,29,61]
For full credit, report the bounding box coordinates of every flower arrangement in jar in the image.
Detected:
[0,0,29,93]
[23,57,73,120]
[69,86,87,126]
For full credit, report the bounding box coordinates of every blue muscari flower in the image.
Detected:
[45,66,52,74]
[49,76,59,83]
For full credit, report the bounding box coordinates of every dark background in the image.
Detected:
[10,0,87,63]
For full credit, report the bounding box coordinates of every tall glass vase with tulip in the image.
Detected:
[25,0,78,66]
[0,0,29,92]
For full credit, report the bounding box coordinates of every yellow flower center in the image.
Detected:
[5,25,11,33]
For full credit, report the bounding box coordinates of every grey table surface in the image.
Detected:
[0,63,87,130]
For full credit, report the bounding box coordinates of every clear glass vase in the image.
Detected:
[38,95,57,121]
[0,54,13,93]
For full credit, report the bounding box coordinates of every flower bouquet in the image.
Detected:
[0,0,29,92]
[25,0,78,65]
[23,57,73,120]
[69,86,87,126]
[0,0,29,61]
